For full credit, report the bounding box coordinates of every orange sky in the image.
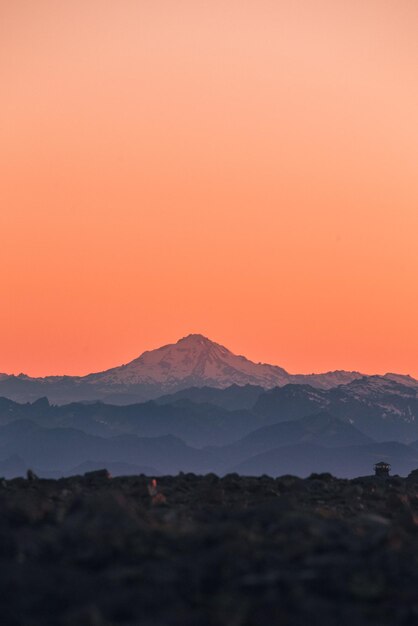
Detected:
[1,0,417,378]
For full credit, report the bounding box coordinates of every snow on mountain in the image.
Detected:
[334,376,418,426]
[291,370,363,389]
[342,375,418,399]
[84,334,291,389]
[83,334,369,391]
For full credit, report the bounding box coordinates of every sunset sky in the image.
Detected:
[1,1,417,378]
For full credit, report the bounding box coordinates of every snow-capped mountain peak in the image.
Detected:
[81,333,374,393]
[0,333,416,404]
[86,334,290,389]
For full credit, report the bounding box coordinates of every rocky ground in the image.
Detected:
[1,471,418,625]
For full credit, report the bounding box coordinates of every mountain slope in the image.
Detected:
[210,411,373,471]
[231,410,372,451]
[85,334,364,391]
[253,376,418,441]
[155,383,265,410]
[84,334,291,389]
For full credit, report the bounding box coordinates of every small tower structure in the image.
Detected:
[374,461,390,477]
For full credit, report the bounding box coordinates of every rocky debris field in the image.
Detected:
[1,471,418,625]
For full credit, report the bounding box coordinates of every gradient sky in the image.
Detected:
[1,1,417,377]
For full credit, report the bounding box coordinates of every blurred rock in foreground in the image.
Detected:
[1,471,418,625]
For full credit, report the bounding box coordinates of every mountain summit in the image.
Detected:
[85,334,290,389]
[85,334,362,392]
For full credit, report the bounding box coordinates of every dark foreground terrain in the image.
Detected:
[1,471,418,625]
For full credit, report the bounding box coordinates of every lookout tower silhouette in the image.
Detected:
[374,461,390,477]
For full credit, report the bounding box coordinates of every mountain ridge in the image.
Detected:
[0,334,416,404]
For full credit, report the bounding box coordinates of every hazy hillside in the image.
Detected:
[232,441,418,478]
[211,411,373,472]
[155,383,265,410]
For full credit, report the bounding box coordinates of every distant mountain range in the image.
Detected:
[0,373,417,478]
[0,334,417,479]
[1,333,416,404]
